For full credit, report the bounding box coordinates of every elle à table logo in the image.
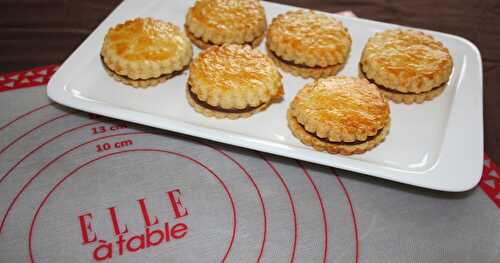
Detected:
[78,188,189,261]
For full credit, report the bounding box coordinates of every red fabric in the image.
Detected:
[480,154,500,208]
[0,65,58,92]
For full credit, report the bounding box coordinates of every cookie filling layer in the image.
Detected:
[268,48,341,69]
[100,56,182,81]
[185,25,259,47]
[295,116,383,146]
[188,85,264,114]
[359,65,444,95]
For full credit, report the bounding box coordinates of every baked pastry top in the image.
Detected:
[188,44,283,110]
[360,28,453,93]
[289,76,390,142]
[267,10,352,67]
[185,0,266,45]
[101,17,192,80]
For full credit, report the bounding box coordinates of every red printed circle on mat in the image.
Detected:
[0,103,53,133]
[2,125,353,262]
[335,174,360,263]
[260,156,358,263]
[2,132,266,263]
[201,145,268,263]
[298,161,329,263]
[259,153,298,263]
[0,121,101,188]
[28,149,237,263]
[0,112,72,158]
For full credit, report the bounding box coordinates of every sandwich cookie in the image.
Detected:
[101,18,192,88]
[288,76,390,155]
[267,10,352,79]
[187,44,284,119]
[360,29,453,104]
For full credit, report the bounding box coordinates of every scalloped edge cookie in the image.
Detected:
[185,24,264,49]
[186,87,271,119]
[103,61,171,88]
[289,77,390,142]
[267,46,344,79]
[360,28,453,93]
[266,10,351,69]
[288,109,390,155]
[101,18,192,87]
[187,44,283,119]
[359,64,447,104]
[185,0,266,48]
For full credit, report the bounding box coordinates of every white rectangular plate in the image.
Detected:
[47,0,484,192]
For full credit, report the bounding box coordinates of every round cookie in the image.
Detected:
[288,76,390,155]
[288,110,391,155]
[101,18,192,88]
[266,10,351,78]
[267,49,344,79]
[359,66,447,104]
[360,28,453,103]
[102,65,179,89]
[185,0,266,49]
[187,44,284,119]
[358,64,447,104]
[377,84,447,104]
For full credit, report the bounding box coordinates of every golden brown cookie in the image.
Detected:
[187,44,283,119]
[267,47,344,79]
[359,66,447,104]
[101,18,192,88]
[377,84,446,104]
[102,63,179,89]
[185,0,266,49]
[360,28,453,101]
[266,10,351,78]
[288,76,390,155]
[186,25,265,50]
[288,110,391,155]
